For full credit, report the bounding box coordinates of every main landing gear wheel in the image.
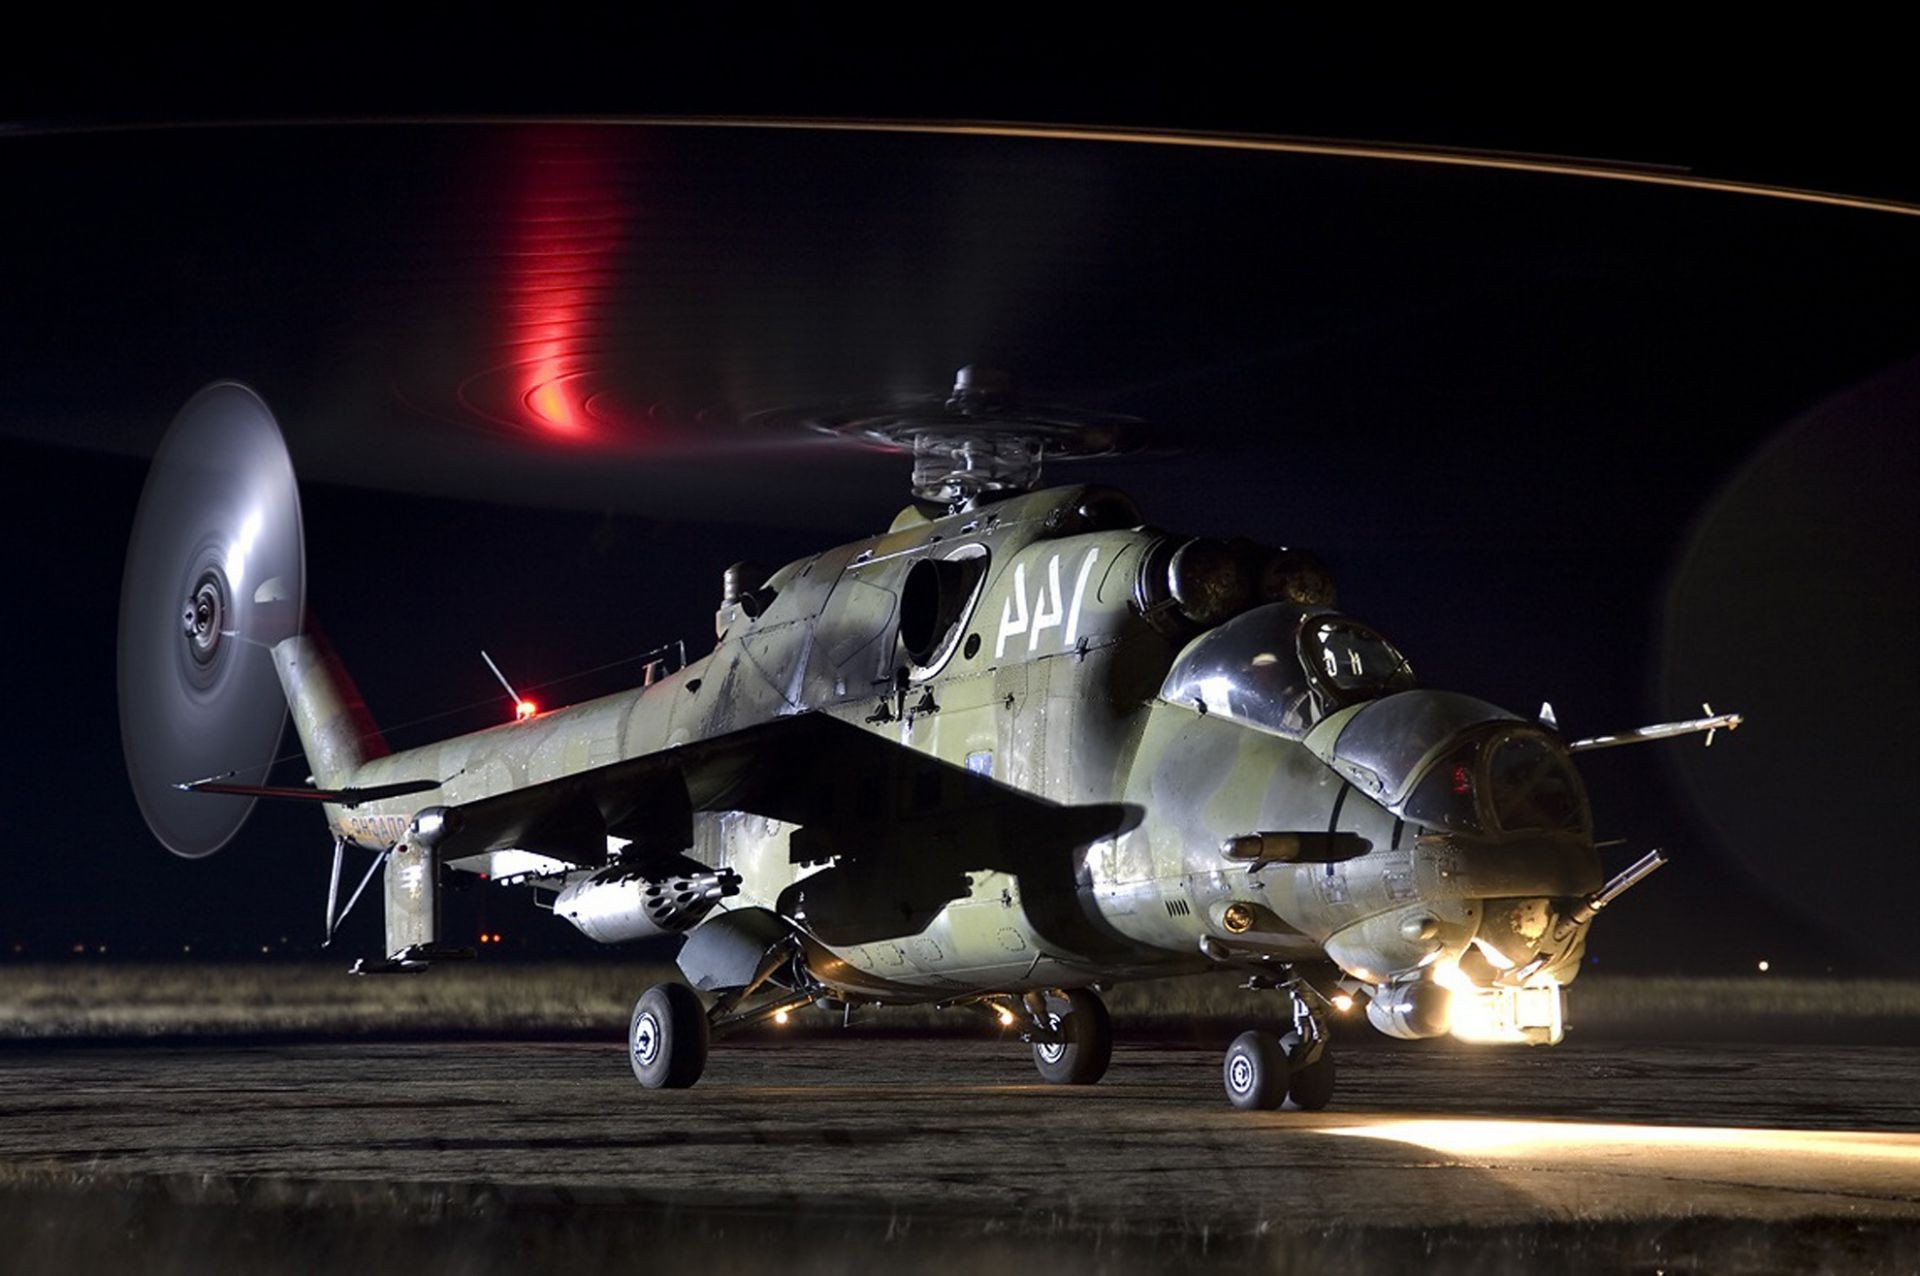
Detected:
[1223,1030,1289,1110]
[1285,1040,1336,1110]
[630,983,709,1090]
[1031,988,1113,1085]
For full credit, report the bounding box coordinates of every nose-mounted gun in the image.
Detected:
[1553,847,1668,942]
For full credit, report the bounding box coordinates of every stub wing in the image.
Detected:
[423,711,1141,868]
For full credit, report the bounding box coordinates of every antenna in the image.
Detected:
[482,650,539,721]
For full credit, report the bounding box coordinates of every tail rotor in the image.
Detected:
[118,382,306,857]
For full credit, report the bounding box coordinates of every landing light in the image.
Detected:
[773,1009,790,1026]
[997,1007,1017,1027]
[1430,959,1566,1045]
[1331,993,1355,1014]
[1757,959,1771,973]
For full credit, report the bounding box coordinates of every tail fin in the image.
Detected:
[272,623,388,789]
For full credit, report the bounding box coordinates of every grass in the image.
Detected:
[4,963,1920,1043]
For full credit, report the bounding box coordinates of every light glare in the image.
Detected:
[1322,1118,1920,1164]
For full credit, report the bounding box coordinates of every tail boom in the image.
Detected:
[272,626,388,790]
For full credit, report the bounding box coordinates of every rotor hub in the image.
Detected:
[757,366,1150,507]
[182,569,229,666]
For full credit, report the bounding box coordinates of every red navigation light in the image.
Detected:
[515,699,537,721]
[1451,764,1473,796]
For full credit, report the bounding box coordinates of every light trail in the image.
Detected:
[10,115,1920,219]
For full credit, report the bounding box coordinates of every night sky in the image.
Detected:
[2,34,1916,973]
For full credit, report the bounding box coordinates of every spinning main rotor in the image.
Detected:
[766,366,1147,507]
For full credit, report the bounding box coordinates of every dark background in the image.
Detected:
[2,23,1915,972]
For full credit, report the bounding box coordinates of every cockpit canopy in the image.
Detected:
[1328,691,1591,838]
[1159,603,1416,739]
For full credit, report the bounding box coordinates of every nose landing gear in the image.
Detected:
[1223,968,1337,1110]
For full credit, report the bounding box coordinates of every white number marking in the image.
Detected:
[995,562,1030,659]
[996,549,1103,659]
[1028,555,1064,651]
[1064,547,1099,646]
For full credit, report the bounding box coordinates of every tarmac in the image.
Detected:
[2,1034,1917,1272]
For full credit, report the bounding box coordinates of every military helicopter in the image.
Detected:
[119,368,1739,1110]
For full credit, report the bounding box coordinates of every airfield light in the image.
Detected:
[1332,993,1355,1014]
[515,699,538,721]
[773,1009,790,1026]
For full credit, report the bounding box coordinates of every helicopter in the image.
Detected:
[119,369,1740,1110]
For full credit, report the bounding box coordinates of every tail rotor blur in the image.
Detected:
[118,382,306,857]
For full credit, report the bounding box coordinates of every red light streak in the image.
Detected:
[507,136,629,441]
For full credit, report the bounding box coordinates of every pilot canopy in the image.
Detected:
[1159,603,1415,739]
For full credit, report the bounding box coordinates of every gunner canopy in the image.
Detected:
[1160,603,1415,739]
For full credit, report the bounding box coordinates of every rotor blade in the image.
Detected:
[175,776,443,807]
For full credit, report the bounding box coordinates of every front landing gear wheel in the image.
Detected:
[1032,988,1113,1085]
[630,983,709,1089]
[1224,1030,1289,1110]
[1286,1044,1336,1111]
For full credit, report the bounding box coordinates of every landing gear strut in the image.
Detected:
[1222,968,1337,1111]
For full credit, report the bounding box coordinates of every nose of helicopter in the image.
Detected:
[1306,690,1605,1041]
